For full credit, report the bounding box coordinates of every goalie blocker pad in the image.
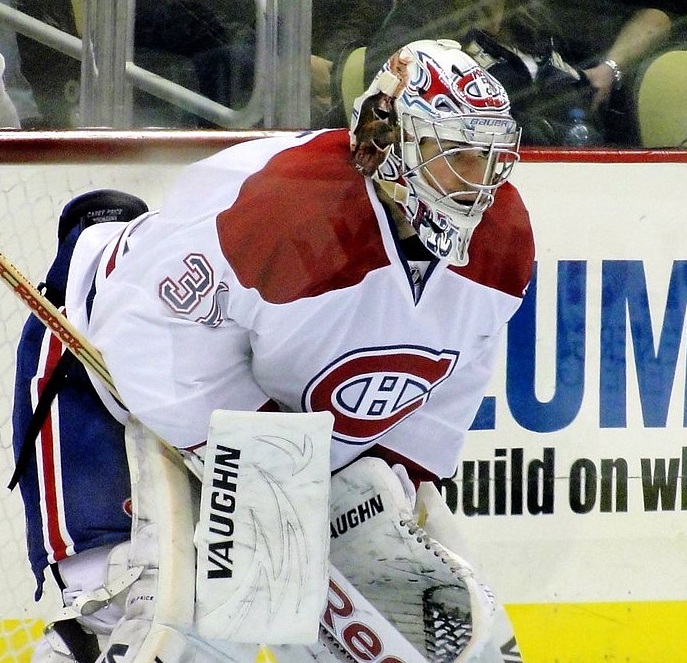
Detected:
[95,414,348,663]
[195,410,334,645]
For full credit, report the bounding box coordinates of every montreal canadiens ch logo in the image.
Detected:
[456,67,509,111]
[303,346,459,444]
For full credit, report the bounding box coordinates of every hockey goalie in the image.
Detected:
[9,39,533,663]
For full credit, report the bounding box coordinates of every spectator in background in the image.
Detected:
[576,5,671,111]
[350,0,676,146]
[12,0,390,130]
[546,0,674,145]
[134,0,255,126]
[462,0,605,145]
[310,0,395,127]
[0,52,21,127]
[14,0,254,128]
[0,0,40,127]
[14,0,79,128]
[355,0,604,145]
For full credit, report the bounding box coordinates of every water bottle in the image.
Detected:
[562,107,602,147]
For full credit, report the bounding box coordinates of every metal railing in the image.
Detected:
[0,0,312,129]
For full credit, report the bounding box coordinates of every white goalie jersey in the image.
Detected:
[65,128,533,480]
[24,126,532,663]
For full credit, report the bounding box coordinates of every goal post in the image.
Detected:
[0,130,263,663]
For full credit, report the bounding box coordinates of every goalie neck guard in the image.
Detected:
[350,39,521,266]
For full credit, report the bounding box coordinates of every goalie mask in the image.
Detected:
[350,39,521,266]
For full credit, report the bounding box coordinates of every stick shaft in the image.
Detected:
[0,251,121,400]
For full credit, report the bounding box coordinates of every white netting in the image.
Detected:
[0,155,190,662]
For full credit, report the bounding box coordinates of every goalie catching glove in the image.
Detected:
[328,456,509,663]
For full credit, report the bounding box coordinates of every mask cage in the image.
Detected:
[399,113,521,220]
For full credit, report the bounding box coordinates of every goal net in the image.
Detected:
[0,131,234,662]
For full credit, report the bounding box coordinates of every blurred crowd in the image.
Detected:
[0,0,685,147]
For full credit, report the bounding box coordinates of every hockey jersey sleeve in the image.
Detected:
[67,135,323,448]
[65,213,272,450]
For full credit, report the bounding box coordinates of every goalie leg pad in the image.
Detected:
[95,417,198,663]
[31,620,100,663]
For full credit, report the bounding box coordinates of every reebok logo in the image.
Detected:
[322,575,405,663]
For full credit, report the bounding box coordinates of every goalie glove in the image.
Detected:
[329,457,500,663]
[415,482,523,662]
[194,410,333,646]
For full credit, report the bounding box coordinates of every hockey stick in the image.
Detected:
[0,251,120,400]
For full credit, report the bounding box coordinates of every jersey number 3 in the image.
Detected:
[158,253,214,314]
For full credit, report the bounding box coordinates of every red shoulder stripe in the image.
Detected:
[217,131,390,304]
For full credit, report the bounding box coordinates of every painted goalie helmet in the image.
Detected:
[350,39,521,266]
